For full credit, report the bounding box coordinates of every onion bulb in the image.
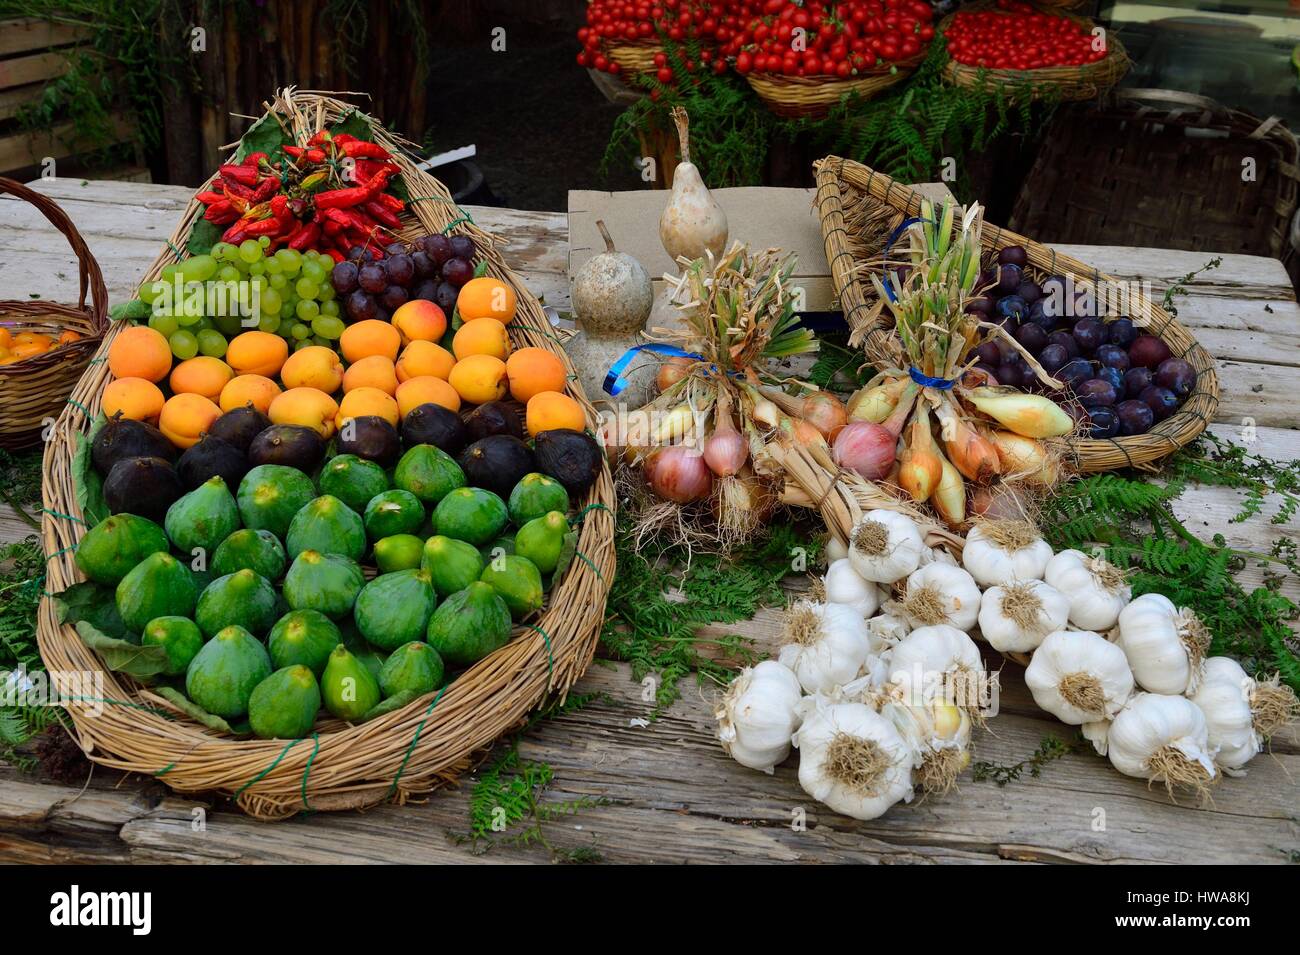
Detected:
[703,388,747,476]
[801,391,847,441]
[832,420,896,479]
[647,445,712,502]
[898,405,942,503]
[656,356,694,392]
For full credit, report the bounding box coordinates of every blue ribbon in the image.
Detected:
[909,366,957,390]
[603,343,704,396]
[879,216,927,304]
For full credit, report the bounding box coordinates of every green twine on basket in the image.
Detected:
[64,398,92,418]
[41,508,89,527]
[523,623,555,688]
[573,549,604,582]
[234,737,305,801]
[300,732,321,812]
[386,685,449,800]
[440,213,474,234]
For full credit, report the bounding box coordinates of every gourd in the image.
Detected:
[572,219,653,334]
[658,107,728,263]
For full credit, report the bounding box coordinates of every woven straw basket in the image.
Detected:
[607,41,660,75]
[940,7,1130,102]
[0,177,109,449]
[812,156,1219,473]
[37,90,615,819]
[746,54,923,119]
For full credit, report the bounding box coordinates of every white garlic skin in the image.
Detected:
[793,701,914,820]
[1024,629,1135,725]
[1188,656,1259,773]
[1043,549,1132,631]
[900,562,982,632]
[961,524,1053,587]
[777,601,873,695]
[977,579,1070,654]
[1107,692,1218,782]
[888,624,984,706]
[1116,593,1200,695]
[716,660,803,774]
[847,510,924,584]
[823,558,881,619]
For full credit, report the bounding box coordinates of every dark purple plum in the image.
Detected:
[1095,365,1125,392]
[1122,366,1154,398]
[997,245,1028,267]
[1014,322,1048,355]
[1096,344,1131,372]
[434,282,458,312]
[1155,358,1196,397]
[1130,334,1172,369]
[1073,318,1106,353]
[1086,407,1120,438]
[978,267,998,291]
[1077,379,1118,408]
[997,295,1028,322]
[1139,385,1180,421]
[996,362,1025,388]
[442,257,473,287]
[1048,330,1080,358]
[1117,399,1155,435]
[331,260,359,295]
[358,263,387,294]
[965,296,994,316]
[448,236,475,260]
[1039,343,1069,374]
[1018,281,1042,304]
[384,253,415,287]
[1058,357,1094,389]
[380,284,409,311]
[996,263,1024,295]
[972,341,1002,366]
[1108,317,1138,348]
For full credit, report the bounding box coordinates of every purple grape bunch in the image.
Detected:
[331,233,478,324]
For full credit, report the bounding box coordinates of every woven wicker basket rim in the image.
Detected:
[811,155,1219,473]
[36,89,616,819]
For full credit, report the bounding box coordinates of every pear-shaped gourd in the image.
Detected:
[658,106,728,263]
[573,220,653,334]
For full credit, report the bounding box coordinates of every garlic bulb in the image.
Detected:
[793,700,914,820]
[1043,549,1131,631]
[847,509,924,584]
[897,562,981,632]
[888,624,984,707]
[961,520,1053,587]
[777,599,873,694]
[716,660,804,773]
[1116,593,1208,695]
[977,579,1070,654]
[1082,719,1111,756]
[865,612,910,648]
[1107,693,1217,798]
[823,558,880,618]
[825,535,849,563]
[1187,656,1257,774]
[885,698,972,796]
[1024,629,1134,724]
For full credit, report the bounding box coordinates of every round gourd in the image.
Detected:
[572,220,652,334]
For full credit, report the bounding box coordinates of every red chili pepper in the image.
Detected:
[244,216,284,237]
[221,222,249,243]
[375,192,405,212]
[243,151,269,168]
[269,194,290,218]
[283,145,305,160]
[220,163,259,186]
[251,175,281,203]
[321,219,342,238]
[340,140,392,160]
[314,167,393,210]
[222,179,255,201]
[307,130,331,147]
[195,190,227,205]
[363,199,401,229]
[203,200,234,221]
[324,248,345,263]
[333,133,358,145]
[288,221,320,251]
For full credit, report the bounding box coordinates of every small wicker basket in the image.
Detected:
[940,7,1130,102]
[812,156,1219,474]
[0,177,108,450]
[607,41,661,75]
[38,90,616,819]
[746,54,924,119]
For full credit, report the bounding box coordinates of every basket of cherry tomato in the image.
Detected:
[940,0,1129,102]
[733,0,935,118]
[577,0,729,78]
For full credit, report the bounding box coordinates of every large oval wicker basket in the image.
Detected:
[940,7,1130,102]
[0,177,109,450]
[37,90,616,820]
[812,156,1219,473]
[746,54,923,118]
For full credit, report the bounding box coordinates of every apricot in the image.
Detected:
[452,317,511,362]
[226,330,289,378]
[339,319,401,364]
[57,330,82,345]
[395,376,461,417]
[13,331,52,347]
[220,374,281,414]
[159,393,222,449]
[526,390,585,436]
[9,341,51,360]
[506,347,568,403]
[448,354,509,405]
[279,345,344,393]
[269,387,340,439]
[342,355,399,395]
[336,386,400,429]
[108,326,172,383]
[391,300,447,346]
[102,377,166,424]
[0,328,10,349]
[395,340,455,382]
[456,276,517,323]
[169,356,235,401]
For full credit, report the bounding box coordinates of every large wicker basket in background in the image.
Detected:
[746,54,924,119]
[0,177,108,450]
[37,90,616,820]
[813,156,1219,474]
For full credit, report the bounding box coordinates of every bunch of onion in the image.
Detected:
[846,197,1075,528]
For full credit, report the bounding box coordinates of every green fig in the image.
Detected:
[75,513,169,585]
[141,616,204,676]
[248,665,321,740]
[195,568,279,638]
[282,550,365,620]
[479,554,544,620]
[165,475,240,556]
[321,644,381,721]
[185,624,272,719]
[420,535,485,599]
[513,511,569,575]
[353,569,438,651]
[115,552,198,634]
[378,642,444,698]
[267,609,341,676]
[285,494,366,561]
[211,528,287,581]
[426,581,512,665]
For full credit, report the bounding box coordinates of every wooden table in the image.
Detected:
[1,179,1297,864]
